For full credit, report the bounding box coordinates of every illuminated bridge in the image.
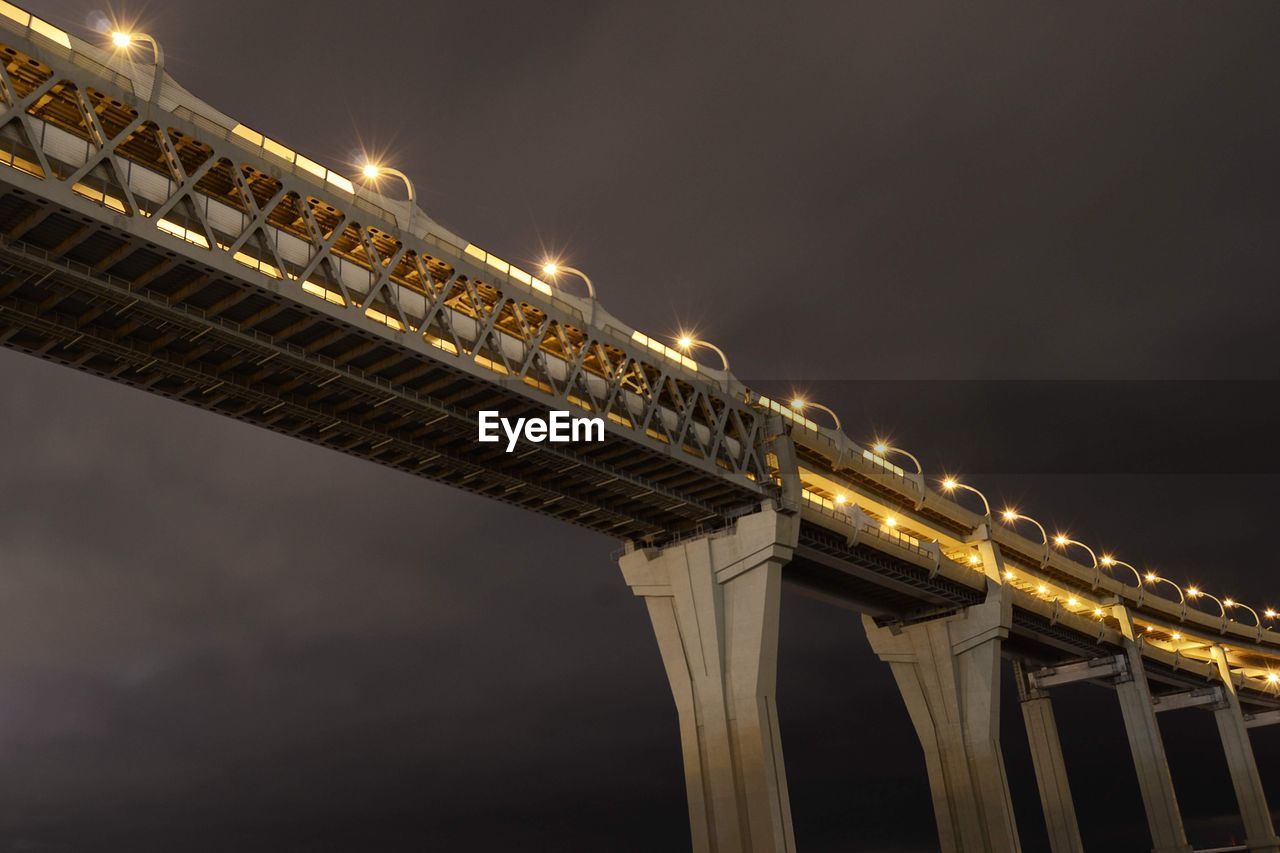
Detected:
[0,9,1275,852]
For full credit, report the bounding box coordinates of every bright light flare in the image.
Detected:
[1187,587,1201,598]
[941,478,958,490]
[1101,555,1116,566]
[110,31,133,48]
[541,261,559,276]
[360,163,382,179]
[1145,572,1158,582]
[1053,534,1069,547]
[1171,632,1182,641]
[1269,673,1280,685]
[1266,609,1278,620]
[676,335,694,350]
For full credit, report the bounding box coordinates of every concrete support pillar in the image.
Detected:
[1113,606,1193,853]
[1209,645,1280,852]
[1013,660,1083,853]
[618,505,798,853]
[863,582,1021,853]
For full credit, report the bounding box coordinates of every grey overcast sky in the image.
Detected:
[1,1,1279,851]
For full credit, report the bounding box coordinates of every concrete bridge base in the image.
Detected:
[618,505,798,853]
[1209,645,1280,853]
[1114,606,1194,853]
[863,586,1021,853]
[1013,659,1084,853]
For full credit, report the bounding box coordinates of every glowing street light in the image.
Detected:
[109,29,164,104]
[1224,598,1264,641]
[1053,534,1098,571]
[1099,554,1143,587]
[358,162,416,231]
[1143,572,1187,620]
[940,477,991,518]
[674,334,729,371]
[871,439,921,475]
[541,261,597,326]
[1000,508,1049,565]
[1187,586,1229,632]
[789,397,841,431]
[360,163,416,203]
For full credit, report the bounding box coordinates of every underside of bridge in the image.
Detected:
[0,181,769,543]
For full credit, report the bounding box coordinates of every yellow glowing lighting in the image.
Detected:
[676,336,694,350]
[110,31,133,48]
[1053,534,1069,546]
[873,441,889,455]
[1224,598,1236,607]
[1096,608,1105,617]
[1001,509,1018,522]
[1067,597,1079,607]
[1187,587,1201,598]
[361,163,382,179]
[1145,572,1158,582]
[1037,584,1049,594]
[1269,673,1280,684]
[791,398,808,410]
[1171,632,1182,641]
[1004,570,1015,580]
[542,262,559,276]
[884,516,897,528]
[1267,609,1278,620]
[835,494,847,505]
[1101,555,1115,566]
[1145,625,1154,632]
[942,478,958,490]
[967,554,980,565]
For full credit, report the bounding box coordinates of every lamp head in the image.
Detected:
[1053,534,1069,547]
[872,441,889,455]
[361,163,382,179]
[1101,555,1115,566]
[1187,586,1201,598]
[1001,508,1018,522]
[541,262,559,276]
[941,478,958,490]
[1145,572,1158,582]
[110,31,133,48]
[1224,598,1237,607]
[676,335,694,350]
[1266,609,1278,620]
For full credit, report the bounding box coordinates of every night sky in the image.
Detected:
[2,2,1280,850]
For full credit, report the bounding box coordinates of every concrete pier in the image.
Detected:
[618,505,798,853]
[1209,645,1280,852]
[1113,606,1193,853]
[1013,659,1084,853]
[864,584,1021,853]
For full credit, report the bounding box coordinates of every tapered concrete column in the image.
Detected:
[1113,606,1193,853]
[1013,660,1083,853]
[863,581,1021,853]
[618,504,799,853]
[1209,645,1280,852]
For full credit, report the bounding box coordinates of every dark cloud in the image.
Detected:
[1,1,1279,850]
